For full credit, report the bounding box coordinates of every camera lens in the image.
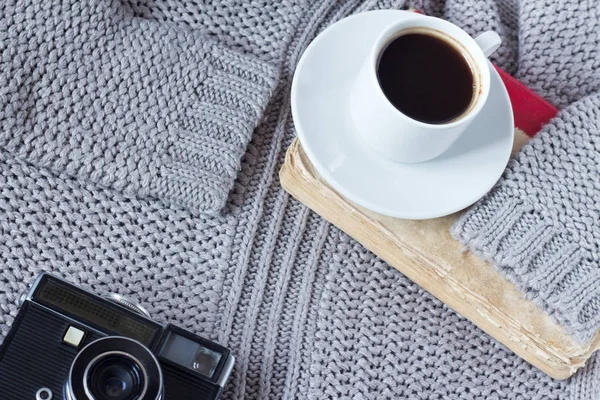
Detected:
[67,337,163,400]
[87,354,143,400]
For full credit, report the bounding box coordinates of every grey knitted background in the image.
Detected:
[0,1,599,400]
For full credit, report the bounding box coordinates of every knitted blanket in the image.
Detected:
[0,0,599,399]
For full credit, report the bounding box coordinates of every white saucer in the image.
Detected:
[291,10,514,220]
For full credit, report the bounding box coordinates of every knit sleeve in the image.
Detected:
[0,0,278,214]
[451,93,600,342]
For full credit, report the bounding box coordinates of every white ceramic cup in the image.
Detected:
[349,15,501,163]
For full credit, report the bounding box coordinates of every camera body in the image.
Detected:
[0,274,234,400]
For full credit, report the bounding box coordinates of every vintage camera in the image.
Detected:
[0,274,234,400]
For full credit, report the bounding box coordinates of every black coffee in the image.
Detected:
[376,32,476,124]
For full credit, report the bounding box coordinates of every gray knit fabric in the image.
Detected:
[0,0,278,214]
[451,1,600,342]
[0,1,599,400]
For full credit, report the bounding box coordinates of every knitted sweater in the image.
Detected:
[0,0,278,214]
[0,1,599,400]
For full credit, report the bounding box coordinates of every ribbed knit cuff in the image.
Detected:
[452,94,600,342]
[452,196,600,341]
[151,45,278,213]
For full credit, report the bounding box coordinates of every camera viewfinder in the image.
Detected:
[160,330,225,380]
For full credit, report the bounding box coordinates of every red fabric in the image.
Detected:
[493,66,559,137]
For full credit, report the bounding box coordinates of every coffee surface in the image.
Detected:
[377,32,476,124]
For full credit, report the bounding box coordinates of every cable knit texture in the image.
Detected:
[0,0,599,399]
[0,0,278,214]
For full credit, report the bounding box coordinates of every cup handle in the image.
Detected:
[474,31,502,57]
